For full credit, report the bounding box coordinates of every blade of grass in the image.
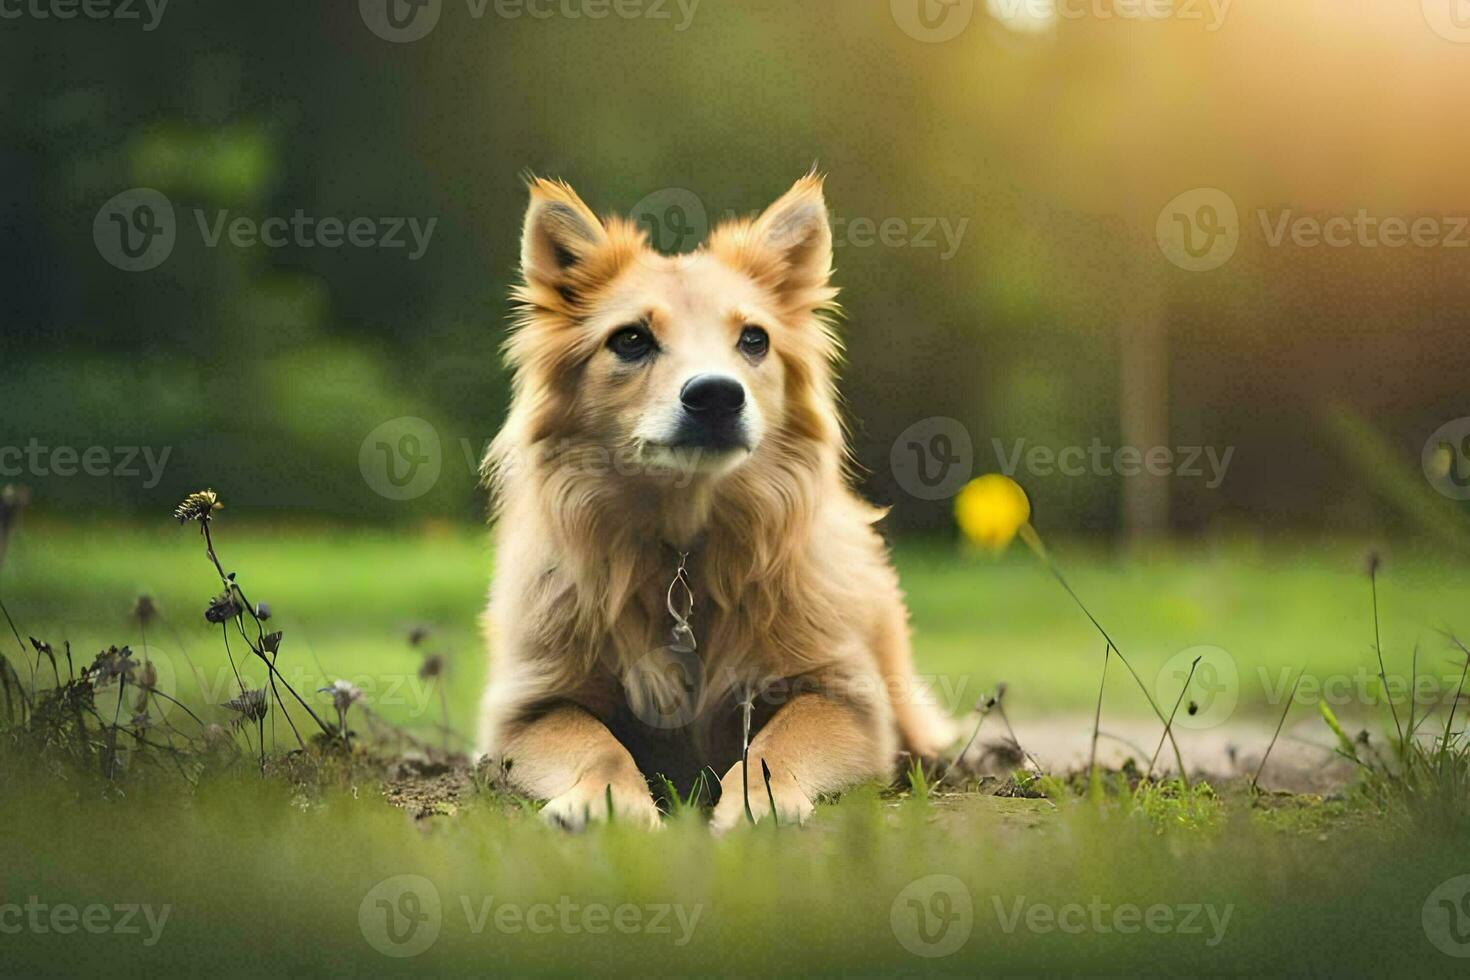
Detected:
[1252,669,1304,792]
[1145,656,1200,781]
[1088,643,1111,791]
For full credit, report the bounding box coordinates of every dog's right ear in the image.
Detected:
[520,179,608,294]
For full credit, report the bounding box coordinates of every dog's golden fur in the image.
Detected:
[477,175,954,830]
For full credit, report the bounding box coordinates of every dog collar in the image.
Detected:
[665,549,696,654]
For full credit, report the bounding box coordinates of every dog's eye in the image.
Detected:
[608,324,656,362]
[738,325,769,359]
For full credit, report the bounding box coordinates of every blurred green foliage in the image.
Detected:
[2,0,1467,535]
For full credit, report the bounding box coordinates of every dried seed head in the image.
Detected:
[254,602,272,621]
[85,645,138,685]
[223,689,268,723]
[132,595,158,627]
[204,591,241,624]
[419,653,445,680]
[408,626,431,648]
[173,490,222,525]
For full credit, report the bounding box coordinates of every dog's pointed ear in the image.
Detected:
[520,178,608,292]
[750,173,833,296]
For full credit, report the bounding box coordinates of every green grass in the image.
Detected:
[2,519,1467,743]
[1,754,1467,976]
[3,520,1470,975]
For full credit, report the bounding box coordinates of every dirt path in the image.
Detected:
[992,715,1357,794]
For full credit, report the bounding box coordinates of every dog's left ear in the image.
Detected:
[750,173,833,297]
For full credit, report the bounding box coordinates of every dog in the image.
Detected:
[476,174,956,831]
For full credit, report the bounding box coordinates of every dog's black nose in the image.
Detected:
[680,375,745,416]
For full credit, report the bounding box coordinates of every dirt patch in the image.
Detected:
[994,715,1357,795]
[380,754,475,819]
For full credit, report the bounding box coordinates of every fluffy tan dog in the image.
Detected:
[477,174,955,831]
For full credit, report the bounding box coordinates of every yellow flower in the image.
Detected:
[955,475,1032,553]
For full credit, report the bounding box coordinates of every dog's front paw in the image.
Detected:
[710,759,814,834]
[539,776,661,831]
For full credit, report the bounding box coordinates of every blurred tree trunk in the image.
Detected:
[1119,281,1170,541]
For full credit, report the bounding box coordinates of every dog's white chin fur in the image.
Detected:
[637,442,751,480]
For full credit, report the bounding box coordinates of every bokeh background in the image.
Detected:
[4,0,1470,542]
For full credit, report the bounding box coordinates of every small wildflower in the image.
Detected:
[254,601,272,621]
[419,653,445,680]
[320,679,363,715]
[173,490,222,525]
[204,590,240,624]
[955,475,1032,554]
